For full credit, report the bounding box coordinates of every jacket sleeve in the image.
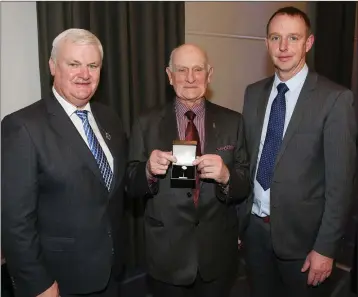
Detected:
[1,115,54,296]
[125,117,159,199]
[216,114,251,204]
[313,90,357,258]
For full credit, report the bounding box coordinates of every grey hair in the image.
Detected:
[168,45,211,71]
[50,28,103,62]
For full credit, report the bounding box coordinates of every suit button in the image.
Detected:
[195,220,199,226]
[108,231,111,238]
[187,192,192,198]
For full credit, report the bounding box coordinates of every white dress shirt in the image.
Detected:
[52,87,114,172]
[252,64,309,217]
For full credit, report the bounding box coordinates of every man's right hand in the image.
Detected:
[147,150,177,176]
[37,282,59,297]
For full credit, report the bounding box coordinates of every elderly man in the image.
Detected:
[126,44,250,297]
[2,29,127,297]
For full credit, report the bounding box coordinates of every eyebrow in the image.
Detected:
[268,32,302,37]
[174,64,205,68]
[68,60,99,65]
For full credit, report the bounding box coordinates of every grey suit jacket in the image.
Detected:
[1,94,127,296]
[240,72,357,260]
[126,100,250,285]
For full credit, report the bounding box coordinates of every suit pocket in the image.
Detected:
[145,215,164,227]
[41,237,75,252]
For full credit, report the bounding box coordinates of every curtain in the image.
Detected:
[314,2,356,89]
[36,1,184,276]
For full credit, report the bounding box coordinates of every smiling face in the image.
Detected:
[166,44,213,108]
[49,40,102,107]
[266,13,314,81]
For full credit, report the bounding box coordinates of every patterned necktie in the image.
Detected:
[256,83,289,191]
[75,110,113,191]
[185,110,201,207]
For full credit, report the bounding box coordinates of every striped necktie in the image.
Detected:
[75,110,113,191]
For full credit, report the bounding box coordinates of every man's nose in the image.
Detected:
[279,38,288,51]
[185,70,195,83]
[79,66,90,79]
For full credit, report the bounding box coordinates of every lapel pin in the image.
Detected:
[213,122,216,129]
[105,132,111,140]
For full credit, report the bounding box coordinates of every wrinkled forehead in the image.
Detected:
[172,47,208,68]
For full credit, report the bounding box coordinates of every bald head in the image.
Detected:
[166,43,213,108]
[168,44,210,71]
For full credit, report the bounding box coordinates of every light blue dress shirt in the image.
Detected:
[252,64,309,217]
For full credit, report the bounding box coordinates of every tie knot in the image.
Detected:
[75,110,89,121]
[185,110,196,121]
[277,83,289,95]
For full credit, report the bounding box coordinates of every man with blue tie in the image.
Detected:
[240,6,356,297]
[1,29,127,297]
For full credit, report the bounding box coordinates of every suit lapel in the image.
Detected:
[158,101,179,151]
[44,95,107,189]
[250,77,274,178]
[274,72,317,169]
[203,100,220,155]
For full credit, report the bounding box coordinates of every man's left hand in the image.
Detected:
[301,250,333,286]
[193,154,229,185]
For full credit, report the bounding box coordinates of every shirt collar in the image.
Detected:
[52,86,92,116]
[274,64,308,93]
[175,98,205,119]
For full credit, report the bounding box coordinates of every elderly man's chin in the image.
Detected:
[180,90,205,101]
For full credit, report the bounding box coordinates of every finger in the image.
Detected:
[301,258,310,272]
[159,151,176,163]
[312,273,322,286]
[307,269,316,285]
[319,272,327,284]
[152,168,167,175]
[157,157,170,166]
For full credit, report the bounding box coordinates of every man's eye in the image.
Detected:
[270,36,280,41]
[194,68,204,72]
[69,63,80,67]
[89,65,98,69]
[177,68,186,72]
[289,36,298,41]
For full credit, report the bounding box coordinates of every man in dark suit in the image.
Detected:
[126,44,250,297]
[240,6,357,297]
[1,29,127,297]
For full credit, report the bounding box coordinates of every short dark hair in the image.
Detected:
[266,6,311,36]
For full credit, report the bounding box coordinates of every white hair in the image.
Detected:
[168,44,211,71]
[50,28,103,62]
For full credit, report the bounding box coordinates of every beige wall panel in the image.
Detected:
[186,34,273,112]
[186,2,309,37]
[185,1,313,112]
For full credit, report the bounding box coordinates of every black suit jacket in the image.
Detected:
[240,72,357,259]
[1,94,127,296]
[126,100,250,285]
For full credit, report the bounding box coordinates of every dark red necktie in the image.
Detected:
[185,110,201,207]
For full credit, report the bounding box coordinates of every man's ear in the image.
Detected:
[166,67,173,85]
[207,66,214,83]
[305,34,315,53]
[49,58,56,76]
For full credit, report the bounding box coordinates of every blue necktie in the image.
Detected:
[256,83,289,191]
[75,110,113,191]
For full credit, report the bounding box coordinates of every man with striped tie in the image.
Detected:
[2,29,127,297]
